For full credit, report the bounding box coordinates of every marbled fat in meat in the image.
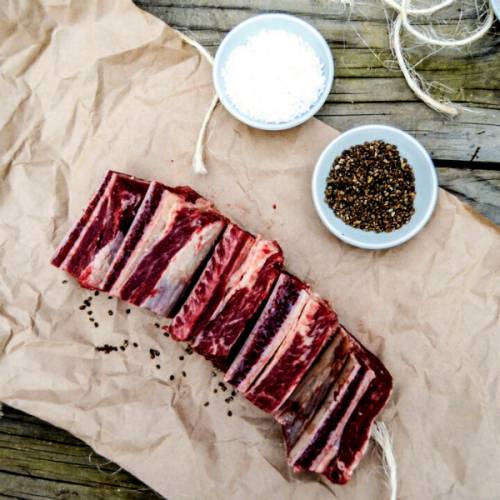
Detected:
[244,296,338,415]
[224,272,310,393]
[110,184,226,316]
[51,170,149,290]
[169,223,255,342]
[190,234,284,370]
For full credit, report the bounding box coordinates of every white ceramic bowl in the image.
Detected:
[491,0,500,21]
[213,13,334,131]
[312,125,438,250]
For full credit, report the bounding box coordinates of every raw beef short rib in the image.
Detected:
[169,223,256,342]
[282,325,393,484]
[188,230,284,370]
[324,327,393,484]
[277,326,352,450]
[109,183,226,316]
[288,354,374,472]
[102,182,211,291]
[224,272,310,393]
[244,296,338,415]
[51,171,149,289]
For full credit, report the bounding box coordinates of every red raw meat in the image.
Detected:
[283,326,393,484]
[189,231,284,370]
[224,272,310,393]
[109,182,226,316]
[169,223,255,342]
[51,171,149,289]
[287,354,374,472]
[324,328,393,484]
[51,171,393,487]
[277,326,352,450]
[244,296,338,415]
[102,182,209,291]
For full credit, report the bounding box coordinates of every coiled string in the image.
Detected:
[383,0,494,116]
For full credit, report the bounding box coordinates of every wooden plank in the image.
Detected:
[134,1,500,163]
[0,405,154,499]
[318,102,498,163]
[0,473,156,500]
[134,0,493,22]
[437,167,500,224]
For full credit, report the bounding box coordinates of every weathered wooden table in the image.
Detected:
[1,1,498,498]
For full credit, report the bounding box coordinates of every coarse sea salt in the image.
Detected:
[222,29,326,124]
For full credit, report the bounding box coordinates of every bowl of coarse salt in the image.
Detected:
[213,14,334,131]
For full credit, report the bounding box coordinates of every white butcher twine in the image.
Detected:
[371,421,397,500]
[222,29,326,124]
[379,0,493,116]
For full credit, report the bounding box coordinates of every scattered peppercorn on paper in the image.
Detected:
[0,2,499,500]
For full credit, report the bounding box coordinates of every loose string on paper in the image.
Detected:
[371,420,397,500]
[175,29,219,175]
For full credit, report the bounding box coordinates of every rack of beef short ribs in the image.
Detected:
[52,170,393,486]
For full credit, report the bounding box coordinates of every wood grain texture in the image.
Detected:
[437,168,500,223]
[135,0,500,163]
[0,405,157,500]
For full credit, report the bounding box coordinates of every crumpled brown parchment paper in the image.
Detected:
[0,1,499,499]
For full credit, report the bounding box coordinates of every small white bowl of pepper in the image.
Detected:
[312,124,438,250]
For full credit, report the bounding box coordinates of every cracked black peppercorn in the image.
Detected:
[325,140,416,233]
[95,344,117,353]
[149,348,160,359]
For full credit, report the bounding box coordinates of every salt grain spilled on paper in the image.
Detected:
[222,29,326,123]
